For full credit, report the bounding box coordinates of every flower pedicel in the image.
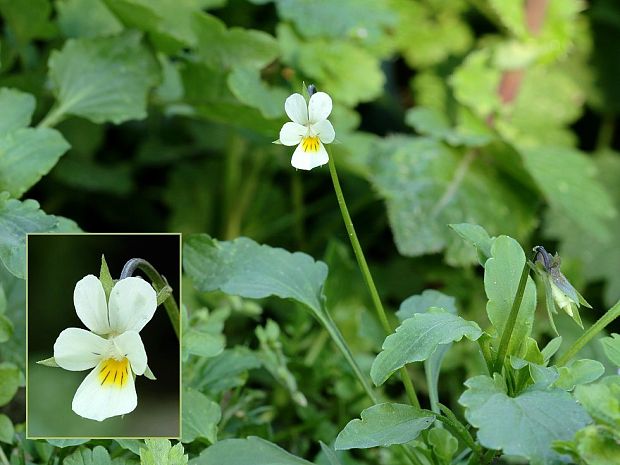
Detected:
[52,275,156,421]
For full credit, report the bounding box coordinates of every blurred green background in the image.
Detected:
[27,234,180,437]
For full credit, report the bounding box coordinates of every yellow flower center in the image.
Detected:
[301,136,320,152]
[99,358,130,388]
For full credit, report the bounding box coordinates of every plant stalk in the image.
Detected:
[557,300,620,366]
[493,262,530,373]
[327,150,420,408]
[120,258,180,338]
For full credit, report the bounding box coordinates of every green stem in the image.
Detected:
[480,449,497,465]
[37,105,66,128]
[0,446,10,465]
[120,258,180,338]
[493,262,530,373]
[327,150,420,408]
[557,300,620,366]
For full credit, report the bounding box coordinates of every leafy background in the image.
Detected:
[0,0,619,464]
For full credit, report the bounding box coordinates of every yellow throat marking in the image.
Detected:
[301,136,320,153]
[99,358,130,388]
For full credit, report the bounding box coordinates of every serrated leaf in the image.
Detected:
[191,436,313,465]
[573,378,620,429]
[460,374,591,465]
[57,0,123,38]
[554,359,605,391]
[0,194,63,279]
[64,446,113,465]
[371,307,482,386]
[521,146,615,241]
[0,88,70,197]
[369,136,533,265]
[396,289,457,321]
[601,334,620,367]
[193,13,279,70]
[181,388,220,444]
[334,403,434,450]
[48,31,159,124]
[140,439,187,465]
[183,234,328,317]
[484,235,536,354]
[47,439,89,448]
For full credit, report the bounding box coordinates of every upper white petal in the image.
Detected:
[312,119,335,144]
[54,328,109,371]
[113,331,147,375]
[284,93,308,125]
[72,362,137,421]
[108,277,157,333]
[279,122,307,146]
[291,141,329,171]
[73,275,110,335]
[308,92,332,123]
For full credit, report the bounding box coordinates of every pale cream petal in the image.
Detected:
[291,141,329,171]
[73,275,110,335]
[72,362,137,421]
[308,92,332,123]
[108,277,157,333]
[54,328,109,371]
[284,93,308,124]
[113,331,147,375]
[279,122,307,146]
[312,119,335,144]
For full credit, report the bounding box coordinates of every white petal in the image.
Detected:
[312,119,335,143]
[72,362,137,421]
[113,331,147,375]
[108,277,157,333]
[54,328,109,371]
[284,93,308,125]
[308,92,332,123]
[291,141,329,171]
[73,275,110,335]
[279,122,306,146]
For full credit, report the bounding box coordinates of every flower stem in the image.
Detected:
[326,151,420,408]
[493,261,530,373]
[120,258,180,338]
[557,299,620,366]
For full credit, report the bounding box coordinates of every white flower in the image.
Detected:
[279,91,335,170]
[53,275,157,421]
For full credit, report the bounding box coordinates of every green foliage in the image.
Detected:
[601,334,620,366]
[334,403,434,450]
[181,388,220,444]
[139,439,187,465]
[192,437,313,465]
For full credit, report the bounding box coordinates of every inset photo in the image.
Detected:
[26,234,180,438]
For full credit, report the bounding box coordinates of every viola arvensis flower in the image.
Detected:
[278,90,335,170]
[53,274,156,421]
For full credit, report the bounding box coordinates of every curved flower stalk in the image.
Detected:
[278,90,335,170]
[52,274,157,421]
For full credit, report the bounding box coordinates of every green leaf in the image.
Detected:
[428,428,458,465]
[0,414,14,444]
[47,439,89,448]
[193,13,279,70]
[99,254,115,300]
[48,31,159,124]
[140,439,187,465]
[573,378,620,429]
[0,362,20,406]
[554,359,605,391]
[277,24,384,106]
[405,107,491,147]
[0,314,13,343]
[227,67,288,119]
[370,307,482,386]
[36,357,59,367]
[194,347,262,394]
[334,403,434,450]
[115,440,144,456]
[449,223,494,266]
[182,329,224,359]
[64,446,113,465]
[0,0,56,44]
[181,388,221,444]
[0,88,70,197]
[183,234,328,316]
[521,146,615,241]
[601,334,620,366]
[318,442,343,465]
[57,0,123,38]
[484,235,536,353]
[460,374,591,465]
[192,437,313,465]
[370,136,533,265]
[541,336,563,363]
[555,424,620,465]
[396,289,457,321]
